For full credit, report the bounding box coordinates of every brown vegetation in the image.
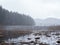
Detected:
[0,29,32,43]
[48,25,60,31]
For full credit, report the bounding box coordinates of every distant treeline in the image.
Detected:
[48,25,60,30]
[0,6,35,26]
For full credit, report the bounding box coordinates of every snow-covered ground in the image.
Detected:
[5,31,60,45]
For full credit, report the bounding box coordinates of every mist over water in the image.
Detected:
[0,0,60,45]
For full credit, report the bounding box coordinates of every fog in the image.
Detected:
[0,0,60,19]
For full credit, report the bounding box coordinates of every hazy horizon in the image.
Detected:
[0,0,60,19]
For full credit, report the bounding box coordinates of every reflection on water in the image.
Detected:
[5,31,60,45]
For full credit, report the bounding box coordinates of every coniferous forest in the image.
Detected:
[0,6,35,26]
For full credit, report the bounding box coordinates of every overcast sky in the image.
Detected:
[0,0,60,19]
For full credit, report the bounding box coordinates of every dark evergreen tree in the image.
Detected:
[0,6,35,26]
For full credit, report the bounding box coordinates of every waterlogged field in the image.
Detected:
[5,31,60,45]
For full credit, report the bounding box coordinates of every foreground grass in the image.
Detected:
[0,29,32,43]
